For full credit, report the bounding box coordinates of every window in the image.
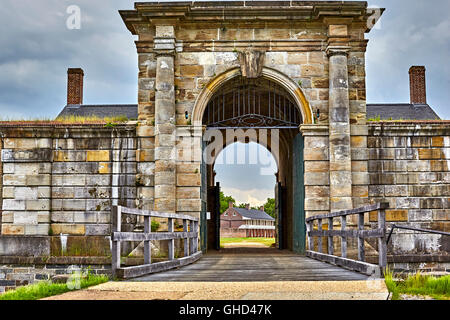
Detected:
[232,212,236,216]
[224,212,228,216]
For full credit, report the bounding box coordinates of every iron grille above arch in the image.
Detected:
[203,77,302,129]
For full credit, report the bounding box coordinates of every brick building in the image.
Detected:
[220,203,275,238]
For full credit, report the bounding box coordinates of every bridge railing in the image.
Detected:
[111,205,202,279]
[306,202,389,276]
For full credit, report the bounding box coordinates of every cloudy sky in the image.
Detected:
[0,0,449,205]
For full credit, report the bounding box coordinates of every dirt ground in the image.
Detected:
[42,280,389,300]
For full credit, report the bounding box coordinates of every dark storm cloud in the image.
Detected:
[0,0,137,118]
[0,0,448,119]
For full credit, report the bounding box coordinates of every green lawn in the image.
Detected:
[385,270,450,300]
[0,273,109,300]
[220,237,276,248]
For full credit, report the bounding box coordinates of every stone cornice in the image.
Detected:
[135,39,368,54]
[120,1,383,35]
[326,47,351,58]
[300,124,329,136]
[153,37,176,57]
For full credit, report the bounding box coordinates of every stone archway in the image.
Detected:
[194,67,308,253]
[192,66,314,126]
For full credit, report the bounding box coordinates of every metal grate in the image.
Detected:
[204,77,301,129]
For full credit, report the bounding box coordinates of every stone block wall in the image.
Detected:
[169,25,366,127]
[302,125,330,220]
[133,20,370,226]
[175,126,202,220]
[0,125,137,242]
[368,122,450,271]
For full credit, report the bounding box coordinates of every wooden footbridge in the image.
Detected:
[111,203,389,282]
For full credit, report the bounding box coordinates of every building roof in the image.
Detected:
[232,207,275,221]
[366,104,440,121]
[56,104,138,120]
[56,103,441,122]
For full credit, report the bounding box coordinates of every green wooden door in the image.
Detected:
[292,132,306,254]
[200,140,208,253]
[275,182,283,250]
[214,183,220,250]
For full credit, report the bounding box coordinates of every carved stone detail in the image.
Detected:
[238,50,265,79]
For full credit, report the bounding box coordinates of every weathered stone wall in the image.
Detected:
[368,122,450,272]
[134,20,370,228]
[0,125,137,253]
[302,125,330,219]
[0,3,447,284]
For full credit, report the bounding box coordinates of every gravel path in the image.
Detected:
[42,280,389,300]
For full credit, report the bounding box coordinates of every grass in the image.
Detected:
[367,115,442,122]
[385,268,450,300]
[0,114,129,124]
[220,237,276,248]
[0,272,109,300]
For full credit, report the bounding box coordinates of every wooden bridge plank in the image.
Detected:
[306,250,379,276]
[116,252,202,279]
[130,250,370,282]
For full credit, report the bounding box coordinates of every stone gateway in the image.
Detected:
[0,1,448,292]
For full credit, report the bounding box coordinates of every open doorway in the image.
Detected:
[198,75,307,254]
[214,141,277,250]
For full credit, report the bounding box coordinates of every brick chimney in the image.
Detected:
[228,201,234,208]
[259,206,264,212]
[67,68,84,105]
[409,66,427,104]
[245,204,250,210]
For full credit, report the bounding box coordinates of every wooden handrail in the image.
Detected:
[306,202,389,222]
[306,202,389,276]
[120,206,199,222]
[111,205,202,279]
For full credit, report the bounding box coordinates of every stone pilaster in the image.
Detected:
[154,25,177,213]
[327,22,353,212]
[300,125,330,220]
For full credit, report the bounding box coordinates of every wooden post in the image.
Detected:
[317,219,323,253]
[307,221,314,251]
[112,205,122,276]
[183,219,189,257]
[358,213,365,262]
[189,221,195,255]
[378,208,387,269]
[168,218,174,260]
[144,215,151,265]
[341,216,347,258]
[328,217,334,255]
[193,220,199,253]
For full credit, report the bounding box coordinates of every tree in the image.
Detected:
[219,192,236,214]
[263,198,276,218]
